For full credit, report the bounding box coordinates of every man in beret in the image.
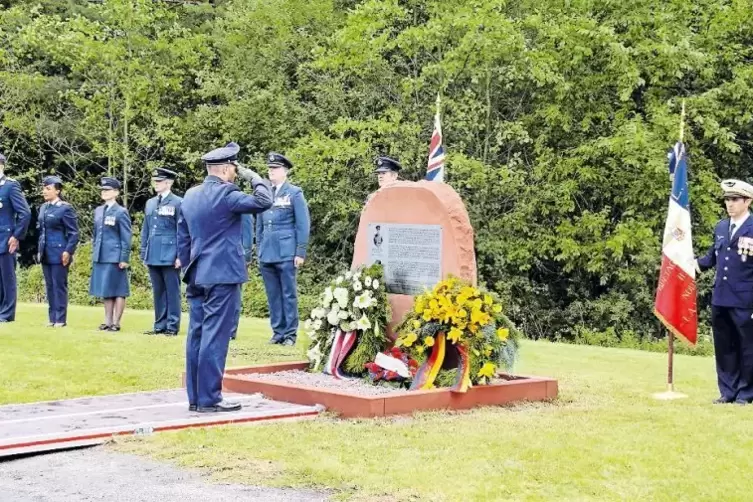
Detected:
[256,152,311,346]
[141,168,183,336]
[365,155,402,205]
[0,153,31,322]
[178,142,272,413]
[697,179,753,405]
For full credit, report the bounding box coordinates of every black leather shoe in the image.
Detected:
[163,331,178,337]
[713,397,735,404]
[108,325,121,332]
[734,399,750,406]
[144,329,164,335]
[98,324,111,331]
[268,338,282,345]
[282,339,296,347]
[197,400,242,413]
[188,404,197,412]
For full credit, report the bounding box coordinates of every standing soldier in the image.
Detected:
[178,142,272,413]
[697,179,753,405]
[89,177,132,332]
[141,168,182,336]
[37,176,79,327]
[256,153,311,346]
[365,156,402,205]
[0,153,31,323]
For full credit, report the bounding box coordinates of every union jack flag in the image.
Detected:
[426,99,445,182]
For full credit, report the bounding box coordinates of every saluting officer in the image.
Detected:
[89,177,132,332]
[37,176,79,327]
[141,168,182,336]
[0,153,31,323]
[178,142,272,413]
[697,179,753,405]
[256,152,311,346]
[365,155,402,205]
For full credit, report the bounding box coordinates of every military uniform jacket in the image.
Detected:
[92,203,132,264]
[37,201,79,264]
[0,175,31,255]
[256,182,310,264]
[698,215,753,308]
[177,175,272,286]
[140,192,182,266]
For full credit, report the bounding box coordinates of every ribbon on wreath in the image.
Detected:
[409,332,472,393]
[323,329,357,379]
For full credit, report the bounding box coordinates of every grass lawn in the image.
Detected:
[0,303,303,405]
[4,303,752,500]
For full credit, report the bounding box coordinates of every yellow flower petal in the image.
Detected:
[424,336,435,347]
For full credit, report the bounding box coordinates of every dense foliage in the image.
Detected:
[4,0,752,345]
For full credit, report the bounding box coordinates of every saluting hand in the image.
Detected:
[118,262,129,269]
[8,236,18,254]
[174,258,181,269]
[294,256,305,268]
[62,252,71,267]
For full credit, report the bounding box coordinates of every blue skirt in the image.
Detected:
[89,263,130,298]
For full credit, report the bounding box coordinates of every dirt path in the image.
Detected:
[0,447,329,502]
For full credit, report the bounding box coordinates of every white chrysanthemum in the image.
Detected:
[307,342,322,368]
[345,271,352,279]
[372,279,380,289]
[327,309,340,325]
[333,287,349,308]
[353,281,362,292]
[304,319,313,330]
[338,309,349,320]
[364,276,372,287]
[313,319,323,330]
[356,314,372,331]
[322,287,334,306]
[313,307,327,319]
[335,276,344,285]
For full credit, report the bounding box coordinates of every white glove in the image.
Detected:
[237,165,261,183]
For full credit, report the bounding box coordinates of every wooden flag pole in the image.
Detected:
[654,99,688,401]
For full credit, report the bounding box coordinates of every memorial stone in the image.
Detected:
[353,180,477,336]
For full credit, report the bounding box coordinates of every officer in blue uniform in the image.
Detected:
[697,179,753,405]
[0,153,31,323]
[37,176,79,327]
[140,168,182,336]
[366,155,402,205]
[256,152,311,346]
[89,177,132,332]
[178,142,272,413]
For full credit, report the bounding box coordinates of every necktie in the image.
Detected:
[158,194,163,205]
[730,223,737,239]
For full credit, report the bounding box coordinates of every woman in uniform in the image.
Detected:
[89,177,132,332]
[37,175,79,327]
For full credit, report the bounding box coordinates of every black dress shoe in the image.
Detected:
[734,399,750,406]
[188,404,197,412]
[163,331,178,336]
[268,338,282,345]
[0,319,13,323]
[713,397,735,404]
[144,329,164,335]
[98,324,111,331]
[197,400,242,413]
[282,339,296,347]
[107,325,121,332]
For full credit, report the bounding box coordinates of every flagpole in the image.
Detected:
[654,99,688,401]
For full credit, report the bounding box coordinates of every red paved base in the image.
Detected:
[222,361,558,418]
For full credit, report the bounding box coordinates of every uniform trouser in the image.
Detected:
[148,265,181,332]
[230,284,242,340]
[711,306,753,402]
[259,260,298,342]
[42,263,69,324]
[0,253,17,321]
[185,283,240,407]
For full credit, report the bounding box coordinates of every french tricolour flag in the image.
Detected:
[654,141,698,345]
[426,109,445,183]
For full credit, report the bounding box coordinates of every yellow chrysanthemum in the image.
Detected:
[424,336,435,348]
[484,294,493,306]
[447,327,463,343]
[402,332,418,348]
[412,320,421,329]
[496,327,509,342]
[477,362,496,379]
[422,309,433,321]
[492,304,502,313]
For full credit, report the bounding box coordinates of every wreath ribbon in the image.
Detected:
[323,329,357,379]
[409,332,471,393]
